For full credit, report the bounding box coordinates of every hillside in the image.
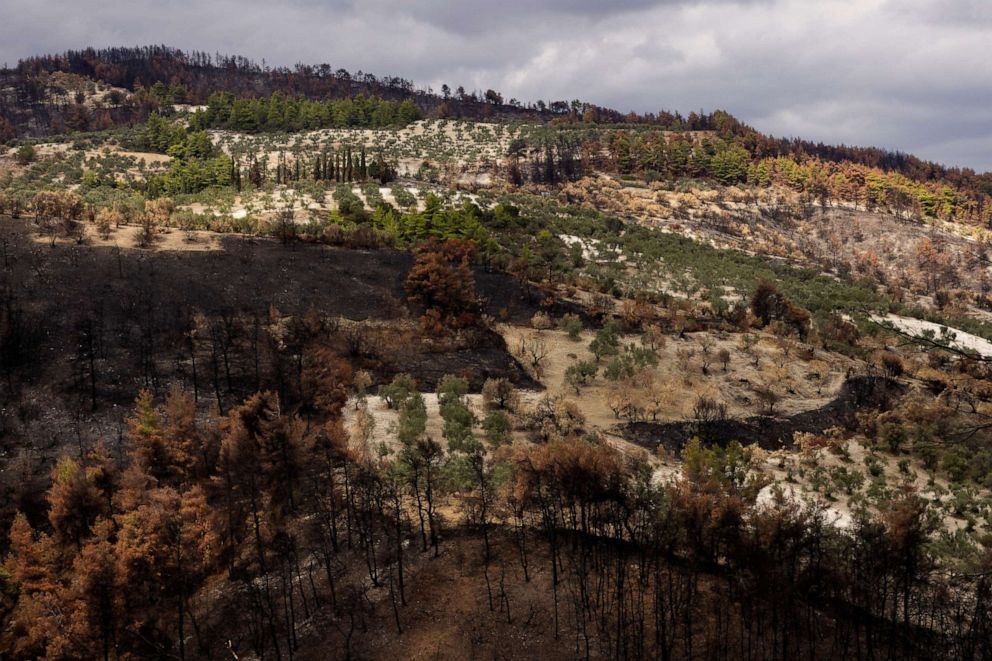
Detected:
[1,47,992,660]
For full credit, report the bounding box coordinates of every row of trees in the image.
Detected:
[7,46,610,125]
[134,112,403,193]
[190,91,423,133]
[264,147,397,188]
[505,131,753,188]
[507,134,589,185]
[610,132,751,184]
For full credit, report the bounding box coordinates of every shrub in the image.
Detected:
[530,311,554,330]
[379,373,417,409]
[391,185,417,208]
[559,313,584,341]
[692,396,727,423]
[882,424,908,454]
[15,144,35,165]
[528,395,585,441]
[717,348,731,371]
[876,350,904,378]
[817,313,860,350]
[754,384,780,416]
[398,392,428,444]
[642,324,666,351]
[482,410,511,445]
[482,377,518,411]
[564,360,598,393]
[589,320,621,361]
[942,446,971,483]
[750,280,810,340]
[604,355,636,381]
[681,438,760,497]
[626,344,658,369]
[864,454,884,478]
[437,374,469,406]
[830,466,865,495]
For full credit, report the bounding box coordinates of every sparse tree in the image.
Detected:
[717,347,731,371]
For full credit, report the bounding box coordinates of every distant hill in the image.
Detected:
[2,45,990,206]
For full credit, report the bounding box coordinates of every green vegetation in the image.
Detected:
[15,143,36,165]
[369,194,491,247]
[589,321,622,361]
[487,193,889,318]
[191,91,423,133]
[564,360,598,394]
[390,184,417,208]
[611,132,751,184]
[146,156,232,197]
[125,114,231,195]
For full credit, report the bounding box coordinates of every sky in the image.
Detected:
[2,0,989,172]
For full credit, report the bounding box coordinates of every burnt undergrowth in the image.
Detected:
[623,376,902,452]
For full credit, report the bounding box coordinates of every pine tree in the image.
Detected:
[48,456,105,550]
[68,519,119,661]
[128,389,176,485]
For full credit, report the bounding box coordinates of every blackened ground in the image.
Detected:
[475,268,590,325]
[0,219,543,526]
[0,219,549,400]
[623,376,902,453]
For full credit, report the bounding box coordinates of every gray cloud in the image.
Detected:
[1,0,988,171]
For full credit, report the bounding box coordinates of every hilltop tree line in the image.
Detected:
[7,46,711,126]
[507,127,992,224]
[6,46,644,124]
[546,108,992,199]
[11,46,421,108]
[3,46,537,130]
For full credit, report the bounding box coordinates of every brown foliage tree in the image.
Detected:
[404,238,478,331]
[48,456,106,550]
[750,280,810,340]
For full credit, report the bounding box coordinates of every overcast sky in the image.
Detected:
[2,0,989,172]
